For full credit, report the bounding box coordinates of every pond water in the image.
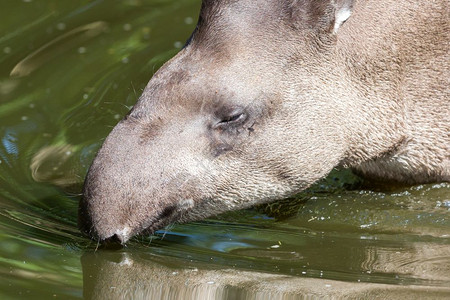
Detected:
[1,1,449,299]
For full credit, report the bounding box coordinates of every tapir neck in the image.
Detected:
[334,0,449,183]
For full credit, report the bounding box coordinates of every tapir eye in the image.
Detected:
[221,112,246,124]
[213,110,247,130]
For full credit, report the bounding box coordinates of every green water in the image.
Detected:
[1,1,449,299]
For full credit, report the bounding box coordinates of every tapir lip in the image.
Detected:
[89,219,158,245]
[136,199,196,241]
[90,198,196,245]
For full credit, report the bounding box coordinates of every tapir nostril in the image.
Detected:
[101,234,126,249]
[107,227,132,245]
[105,234,121,243]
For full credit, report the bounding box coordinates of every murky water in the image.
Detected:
[1,1,449,299]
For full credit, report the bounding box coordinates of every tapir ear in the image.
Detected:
[332,0,353,33]
[290,0,354,34]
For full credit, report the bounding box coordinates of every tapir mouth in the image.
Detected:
[99,198,195,245]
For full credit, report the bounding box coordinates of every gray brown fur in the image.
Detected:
[79,0,449,243]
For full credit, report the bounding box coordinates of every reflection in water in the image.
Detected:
[30,144,80,187]
[366,245,450,282]
[10,21,109,77]
[0,78,20,95]
[81,251,450,300]
[2,129,19,159]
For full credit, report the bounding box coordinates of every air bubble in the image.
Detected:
[123,24,132,31]
[56,23,66,31]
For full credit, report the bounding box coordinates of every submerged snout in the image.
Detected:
[78,116,206,244]
[79,164,190,244]
[78,186,196,244]
[78,181,136,244]
[78,197,134,244]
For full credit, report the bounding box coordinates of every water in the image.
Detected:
[1,1,449,299]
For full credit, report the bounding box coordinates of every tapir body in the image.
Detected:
[79,0,449,243]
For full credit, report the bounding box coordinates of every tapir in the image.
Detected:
[79,0,449,244]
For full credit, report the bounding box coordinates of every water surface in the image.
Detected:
[1,1,449,299]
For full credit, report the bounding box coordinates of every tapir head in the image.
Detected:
[79,0,355,243]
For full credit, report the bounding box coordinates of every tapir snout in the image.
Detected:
[79,0,449,244]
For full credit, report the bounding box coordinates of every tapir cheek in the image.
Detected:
[212,143,233,157]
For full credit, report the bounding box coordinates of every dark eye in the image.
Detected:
[221,112,246,123]
[214,111,247,129]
